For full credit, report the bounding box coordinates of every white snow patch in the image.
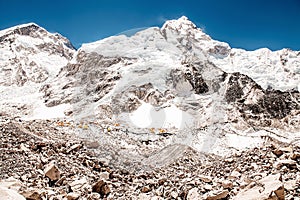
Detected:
[127,102,193,129]
[23,103,71,120]
[226,133,264,150]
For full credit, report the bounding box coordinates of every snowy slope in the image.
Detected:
[210,48,300,91]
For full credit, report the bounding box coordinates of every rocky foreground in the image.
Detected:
[0,116,300,200]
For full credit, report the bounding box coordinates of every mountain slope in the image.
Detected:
[29,16,299,155]
[0,17,299,156]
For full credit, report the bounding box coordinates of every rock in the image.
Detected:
[290,152,300,160]
[229,170,241,179]
[69,178,88,191]
[98,158,110,167]
[222,180,233,189]
[88,192,101,199]
[45,189,56,197]
[233,174,284,200]
[66,144,82,153]
[250,163,258,170]
[199,175,212,183]
[272,149,283,157]
[205,190,229,200]
[100,184,111,195]
[67,192,80,200]
[285,179,297,191]
[0,177,23,191]
[21,189,42,200]
[0,186,25,200]
[204,184,213,191]
[141,185,151,193]
[274,159,297,169]
[44,162,60,181]
[99,171,110,180]
[158,178,167,185]
[187,188,200,200]
[279,146,293,153]
[155,186,163,196]
[92,180,110,195]
[225,158,234,163]
[20,143,30,152]
[170,191,178,199]
[138,193,151,200]
[92,180,105,193]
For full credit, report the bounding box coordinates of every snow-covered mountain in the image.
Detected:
[0,23,75,118]
[0,17,299,155]
[0,23,75,86]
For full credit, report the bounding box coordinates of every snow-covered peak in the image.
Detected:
[161,16,197,32]
[0,22,75,87]
[0,22,41,37]
[79,16,299,91]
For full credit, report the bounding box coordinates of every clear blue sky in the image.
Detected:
[0,0,299,50]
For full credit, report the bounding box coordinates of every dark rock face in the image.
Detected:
[225,73,245,103]
[14,24,40,36]
[208,45,230,57]
[224,71,300,128]
[76,52,122,103]
[40,51,126,108]
[185,67,209,94]
[255,91,297,119]
[0,24,46,44]
[167,65,209,95]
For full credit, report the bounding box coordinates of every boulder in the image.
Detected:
[0,177,23,191]
[205,190,229,200]
[199,175,212,183]
[92,180,110,195]
[274,159,297,169]
[204,184,213,191]
[290,152,300,160]
[66,192,80,200]
[229,170,241,179]
[222,180,233,189]
[285,179,297,191]
[0,186,25,200]
[21,189,42,200]
[99,171,110,180]
[272,149,283,157]
[141,185,151,193]
[233,174,284,200]
[66,144,82,153]
[170,191,178,199]
[44,162,60,181]
[69,178,88,192]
